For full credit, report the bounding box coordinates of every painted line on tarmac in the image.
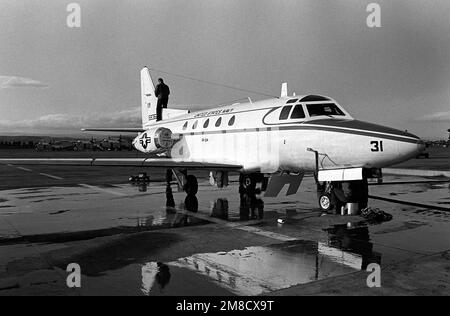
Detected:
[78,183,127,197]
[369,195,450,212]
[369,180,450,186]
[39,173,64,180]
[16,167,32,172]
[174,207,297,242]
[383,168,450,178]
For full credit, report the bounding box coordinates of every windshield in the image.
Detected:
[306,103,345,117]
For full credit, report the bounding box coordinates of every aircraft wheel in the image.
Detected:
[318,193,332,212]
[241,174,257,190]
[184,175,198,196]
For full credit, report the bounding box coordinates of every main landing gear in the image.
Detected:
[183,174,198,196]
[239,173,266,220]
[166,169,199,196]
[165,169,199,213]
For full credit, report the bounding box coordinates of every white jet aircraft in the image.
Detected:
[0,67,425,211]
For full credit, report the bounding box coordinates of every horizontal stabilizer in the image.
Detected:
[163,108,190,120]
[82,128,144,133]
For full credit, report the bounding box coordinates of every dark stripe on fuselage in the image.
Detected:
[176,124,419,144]
[306,119,419,140]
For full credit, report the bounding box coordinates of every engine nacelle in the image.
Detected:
[133,127,175,154]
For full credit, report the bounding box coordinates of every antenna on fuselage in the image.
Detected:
[281,83,288,97]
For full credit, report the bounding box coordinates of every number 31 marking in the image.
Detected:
[370,141,384,152]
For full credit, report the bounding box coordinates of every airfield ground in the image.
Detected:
[0,147,449,296]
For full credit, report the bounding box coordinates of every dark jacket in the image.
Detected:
[155,83,170,100]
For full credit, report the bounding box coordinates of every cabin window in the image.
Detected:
[215,117,222,127]
[306,103,345,117]
[203,119,210,128]
[291,104,305,119]
[228,115,235,126]
[182,121,188,130]
[279,106,292,120]
[192,120,198,129]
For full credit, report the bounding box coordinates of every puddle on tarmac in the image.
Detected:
[140,225,381,296]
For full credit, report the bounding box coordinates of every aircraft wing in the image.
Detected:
[0,158,242,170]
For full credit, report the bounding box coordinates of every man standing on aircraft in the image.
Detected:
[154,78,170,121]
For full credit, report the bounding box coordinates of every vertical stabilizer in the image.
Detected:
[141,67,157,127]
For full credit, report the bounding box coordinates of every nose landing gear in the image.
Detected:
[316,180,369,214]
[318,193,332,212]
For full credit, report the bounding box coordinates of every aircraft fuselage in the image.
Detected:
[133,96,424,173]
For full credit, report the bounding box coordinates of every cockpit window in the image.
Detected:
[300,95,330,102]
[279,106,292,120]
[291,104,305,119]
[286,99,298,104]
[306,103,344,117]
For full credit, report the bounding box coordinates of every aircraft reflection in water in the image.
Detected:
[133,178,265,227]
[210,190,264,221]
[141,222,381,296]
[133,183,201,228]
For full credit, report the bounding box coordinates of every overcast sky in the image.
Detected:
[0,0,449,138]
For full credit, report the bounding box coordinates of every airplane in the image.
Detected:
[0,67,426,212]
[35,139,76,151]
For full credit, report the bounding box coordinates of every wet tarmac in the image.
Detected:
[0,166,449,295]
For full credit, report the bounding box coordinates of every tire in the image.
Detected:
[319,193,332,211]
[242,175,256,190]
[184,175,198,196]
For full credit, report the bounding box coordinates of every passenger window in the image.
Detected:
[228,115,235,126]
[291,105,305,119]
[192,120,198,129]
[182,121,188,130]
[279,106,292,120]
[215,117,222,127]
[203,119,209,128]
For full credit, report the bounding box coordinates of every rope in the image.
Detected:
[147,67,277,99]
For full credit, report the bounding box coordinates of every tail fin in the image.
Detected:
[141,67,157,127]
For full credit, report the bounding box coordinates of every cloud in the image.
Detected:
[0,76,49,89]
[416,111,450,122]
[0,107,141,132]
